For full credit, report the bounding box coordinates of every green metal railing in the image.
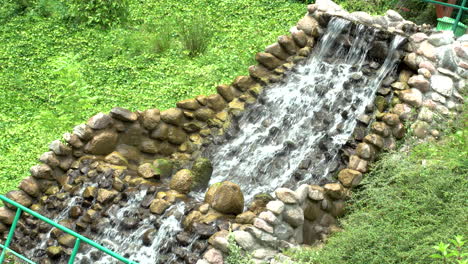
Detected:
[422,0,467,33]
[0,195,139,264]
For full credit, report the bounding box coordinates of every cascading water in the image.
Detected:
[206,17,405,201]
[19,17,406,264]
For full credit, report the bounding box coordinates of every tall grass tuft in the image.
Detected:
[180,16,212,57]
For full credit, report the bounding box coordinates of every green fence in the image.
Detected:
[422,0,467,33]
[0,195,139,264]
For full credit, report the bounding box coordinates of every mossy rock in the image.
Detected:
[152,159,173,178]
[374,96,387,112]
[191,158,213,190]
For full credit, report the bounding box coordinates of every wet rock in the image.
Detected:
[304,201,322,221]
[278,35,297,55]
[142,228,156,246]
[391,81,409,90]
[177,98,202,110]
[193,222,217,238]
[249,65,278,84]
[195,108,215,121]
[122,217,139,230]
[104,151,128,166]
[191,158,213,190]
[275,188,298,204]
[84,130,119,155]
[356,142,376,160]
[206,94,227,112]
[338,169,363,187]
[58,234,76,248]
[292,30,308,48]
[69,206,82,219]
[87,112,112,130]
[170,169,194,194]
[206,181,244,215]
[6,190,33,208]
[167,126,187,145]
[149,199,171,215]
[83,186,97,199]
[46,246,62,259]
[96,189,118,204]
[110,107,138,122]
[138,163,157,179]
[369,41,389,60]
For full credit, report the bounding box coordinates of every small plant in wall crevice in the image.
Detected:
[430,235,467,264]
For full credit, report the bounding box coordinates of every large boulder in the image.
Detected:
[169,169,194,194]
[161,108,184,126]
[205,181,244,215]
[141,109,161,130]
[5,190,33,208]
[19,176,40,197]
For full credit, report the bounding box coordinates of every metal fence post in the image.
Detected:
[68,238,81,264]
[452,0,467,32]
[0,208,23,263]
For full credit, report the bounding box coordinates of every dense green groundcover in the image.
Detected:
[285,112,468,264]
[0,0,306,194]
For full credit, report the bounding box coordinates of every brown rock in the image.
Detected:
[292,30,308,48]
[39,151,60,168]
[49,140,72,156]
[0,207,16,225]
[177,98,202,110]
[348,155,368,173]
[278,35,297,55]
[363,134,384,149]
[304,201,322,221]
[150,199,171,215]
[150,122,169,140]
[96,189,118,204]
[73,124,93,140]
[58,234,76,248]
[209,181,244,215]
[338,169,363,187]
[141,109,161,130]
[371,122,391,137]
[161,108,184,126]
[30,164,53,179]
[206,94,227,112]
[82,186,96,199]
[392,103,413,121]
[84,130,119,155]
[47,246,63,259]
[235,211,256,224]
[5,190,33,208]
[19,177,40,197]
[331,201,345,217]
[138,163,156,179]
[356,142,376,160]
[232,76,258,92]
[110,107,138,122]
[382,113,400,126]
[265,43,290,60]
[194,108,215,121]
[140,138,159,154]
[249,65,278,84]
[275,188,298,204]
[392,123,406,139]
[297,15,319,37]
[87,112,112,130]
[167,126,187,145]
[169,169,194,194]
[398,89,423,107]
[104,151,128,166]
[323,183,345,200]
[255,52,284,70]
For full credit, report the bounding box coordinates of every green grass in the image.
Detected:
[285,111,468,264]
[0,0,306,195]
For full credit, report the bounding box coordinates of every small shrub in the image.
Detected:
[180,16,212,57]
[226,234,254,264]
[35,0,67,18]
[68,0,129,28]
[149,28,172,54]
[430,235,467,264]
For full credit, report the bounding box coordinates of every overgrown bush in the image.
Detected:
[68,0,129,28]
[180,16,212,57]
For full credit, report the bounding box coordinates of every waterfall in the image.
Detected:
[206,17,405,201]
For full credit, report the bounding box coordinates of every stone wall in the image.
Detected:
[0,0,466,263]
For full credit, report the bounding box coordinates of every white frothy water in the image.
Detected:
[74,190,186,264]
[207,18,405,201]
